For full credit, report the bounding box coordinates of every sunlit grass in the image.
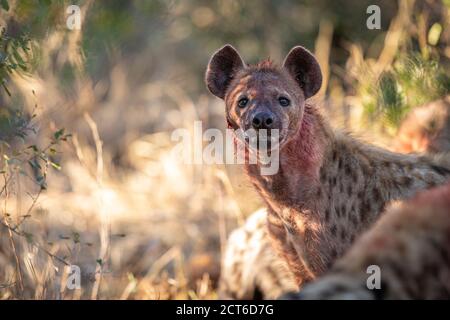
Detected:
[1,0,450,300]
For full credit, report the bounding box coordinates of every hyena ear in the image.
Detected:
[283,46,322,99]
[205,44,246,99]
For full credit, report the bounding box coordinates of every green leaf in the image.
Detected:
[1,82,11,96]
[36,175,47,189]
[50,161,61,170]
[28,145,39,152]
[28,159,41,170]
[24,232,33,244]
[1,0,9,11]
[72,232,80,244]
[428,23,442,46]
[54,128,65,140]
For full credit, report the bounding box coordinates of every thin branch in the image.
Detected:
[2,173,25,294]
[15,187,42,228]
[83,112,109,300]
[0,220,70,266]
[0,282,16,289]
[0,174,12,197]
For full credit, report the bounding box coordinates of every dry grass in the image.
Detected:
[1,0,449,300]
[0,86,264,299]
[0,25,265,298]
[0,65,265,299]
[0,3,262,298]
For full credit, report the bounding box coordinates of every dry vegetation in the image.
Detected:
[1,0,449,299]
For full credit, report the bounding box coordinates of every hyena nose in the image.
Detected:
[252,112,274,130]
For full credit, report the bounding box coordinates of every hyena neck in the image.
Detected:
[282,104,332,178]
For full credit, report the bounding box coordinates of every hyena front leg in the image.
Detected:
[265,208,318,287]
[219,208,297,299]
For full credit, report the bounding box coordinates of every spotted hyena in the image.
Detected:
[206,44,450,290]
[284,182,450,300]
[219,97,450,300]
[395,96,450,154]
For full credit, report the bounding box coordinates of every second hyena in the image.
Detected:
[395,96,450,154]
[219,208,297,299]
[288,182,450,300]
[206,44,450,287]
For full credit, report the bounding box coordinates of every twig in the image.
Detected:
[0,281,16,289]
[2,173,25,294]
[15,188,42,228]
[0,220,70,266]
[83,112,103,185]
[3,218,25,294]
[0,174,12,197]
[83,112,109,300]
[314,19,334,99]
[145,246,181,280]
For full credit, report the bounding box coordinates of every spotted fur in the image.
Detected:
[251,105,450,285]
[207,45,450,295]
[219,208,297,299]
[285,183,450,300]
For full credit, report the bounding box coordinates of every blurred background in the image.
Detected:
[0,0,449,299]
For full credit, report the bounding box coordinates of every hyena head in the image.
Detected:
[205,44,322,150]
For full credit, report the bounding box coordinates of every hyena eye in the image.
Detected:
[238,97,249,108]
[279,97,290,107]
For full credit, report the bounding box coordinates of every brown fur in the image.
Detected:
[290,182,450,299]
[219,97,450,300]
[395,96,450,154]
[206,45,450,289]
[219,208,297,299]
[253,105,450,284]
